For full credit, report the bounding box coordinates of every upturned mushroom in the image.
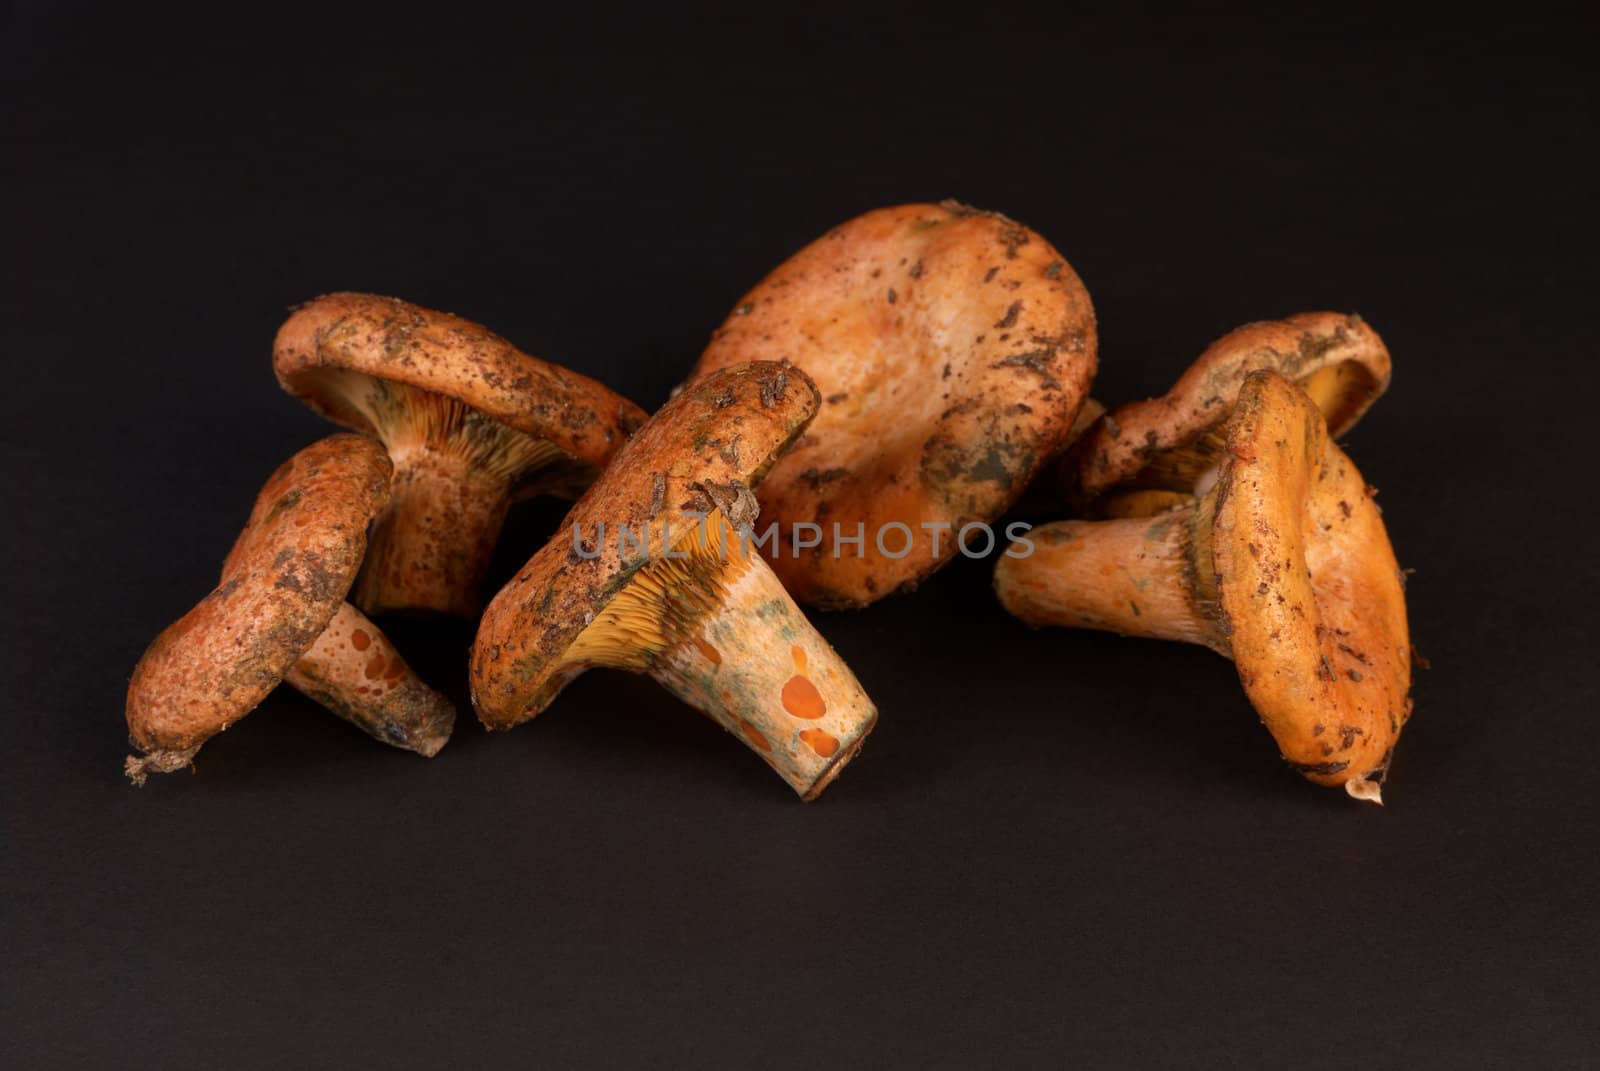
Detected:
[691,201,1097,608]
[472,362,877,800]
[126,435,457,783]
[1061,312,1390,517]
[274,293,647,617]
[995,371,1412,803]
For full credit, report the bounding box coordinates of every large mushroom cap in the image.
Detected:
[1212,370,1411,798]
[274,293,646,475]
[472,361,822,726]
[693,201,1097,607]
[1064,312,1390,513]
[126,434,390,758]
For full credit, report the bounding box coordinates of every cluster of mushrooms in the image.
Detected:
[126,201,1414,804]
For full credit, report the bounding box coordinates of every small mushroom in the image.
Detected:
[125,435,457,783]
[472,362,877,800]
[996,371,1412,803]
[1061,312,1390,516]
[691,201,1097,608]
[274,293,647,617]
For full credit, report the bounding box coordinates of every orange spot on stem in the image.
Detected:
[781,675,826,720]
[791,645,807,672]
[351,630,371,651]
[799,729,839,757]
[364,655,387,680]
[739,719,772,751]
[693,635,722,665]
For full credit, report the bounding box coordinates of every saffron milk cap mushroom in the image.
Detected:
[274,293,647,617]
[125,435,457,783]
[692,201,1097,608]
[472,362,877,800]
[1062,312,1390,517]
[996,371,1412,803]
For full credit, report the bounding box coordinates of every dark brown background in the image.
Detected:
[6,4,1596,1067]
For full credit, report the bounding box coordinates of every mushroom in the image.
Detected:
[125,435,457,783]
[691,200,1097,608]
[274,293,647,617]
[472,362,877,800]
[1061,312,1390,517]
[995,371,1412,803]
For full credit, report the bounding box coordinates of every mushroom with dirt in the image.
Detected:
[274,293,647,617]
[125,435,457,783]
[995,371,1412,803]
[691,201,1098,608]
[1060,312,1390,517]
[471,362,877,800]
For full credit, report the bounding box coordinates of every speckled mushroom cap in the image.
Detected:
[692,201,1097,608]
[1063,312,1390,512]
[471,361,821,728]
[274,292,646,481]
[1212,370,1411,795]
[126,435,391,757]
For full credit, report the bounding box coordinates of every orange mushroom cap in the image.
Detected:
[275,293,645,470]
[1062,312,1390,515]
[1213,370,1411,798]
[692,201,1097,608]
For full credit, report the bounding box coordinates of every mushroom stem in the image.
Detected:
[282,601,456,756]
[563,511,877,799]
[124,745,201,786]
[649,552,878,801]
[353,448,511,617]
[995,503,1228,653]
